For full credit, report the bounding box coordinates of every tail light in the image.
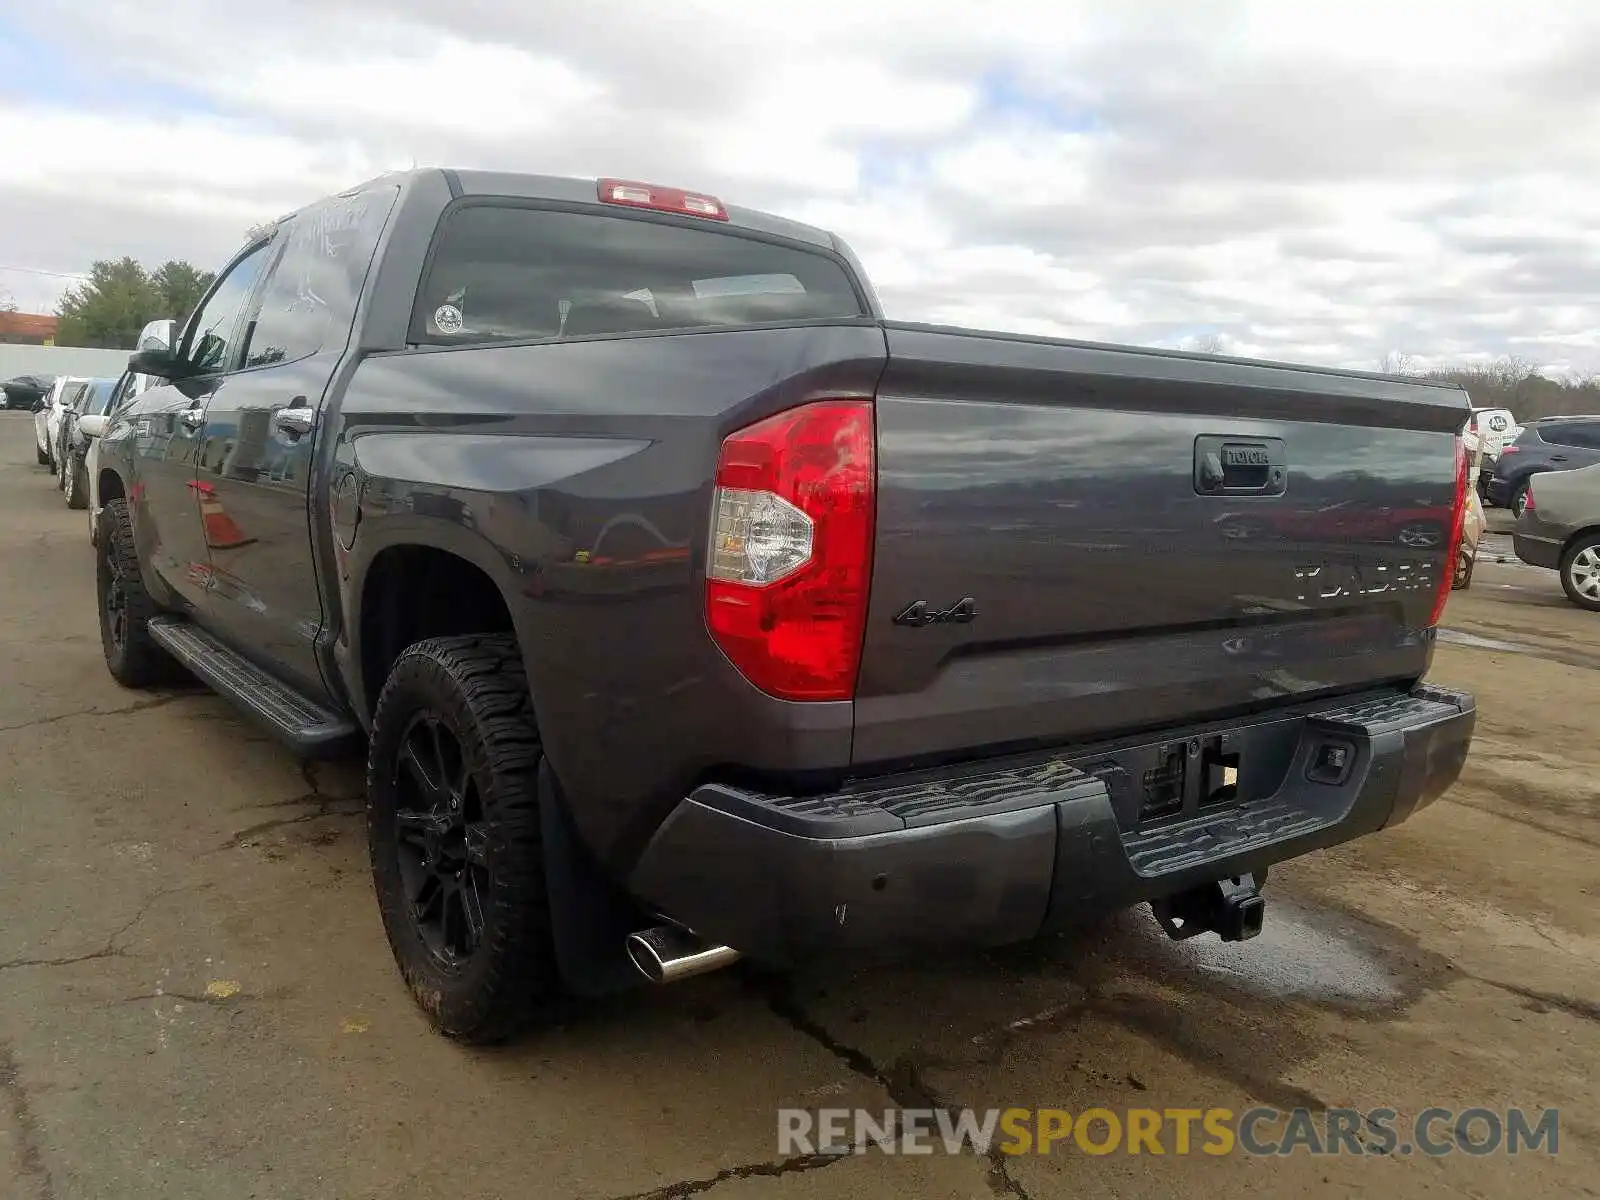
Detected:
[705,400,875,701]
[1523,482,1536,513]
[1500,445,1520,455]
[1428,436,1470,627]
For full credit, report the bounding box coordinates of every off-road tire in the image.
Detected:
[96,498,180,687]
[367,634,562,1044]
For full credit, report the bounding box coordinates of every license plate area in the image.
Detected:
[1075,714,1304,831]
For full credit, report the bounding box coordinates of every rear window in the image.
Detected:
[412,205,866,345]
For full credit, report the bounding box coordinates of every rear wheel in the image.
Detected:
[65,451,88,510]
[97,498,180,687]
[366,634,563,1043]
[1559,534,1600,612]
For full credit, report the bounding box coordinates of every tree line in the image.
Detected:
[1381,352,1600,421]
[53,258,215,349]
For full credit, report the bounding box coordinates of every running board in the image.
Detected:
[146,617,359,757]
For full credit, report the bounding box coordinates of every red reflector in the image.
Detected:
[1500,445,1520,454]
[1429,436,1470,627]
[597,177,728,221]
[705,401,875,701]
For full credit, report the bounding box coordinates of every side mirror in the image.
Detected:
[127,346,188,380]
[77,414,108,439]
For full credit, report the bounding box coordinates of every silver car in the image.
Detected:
[1513,462,1600,610]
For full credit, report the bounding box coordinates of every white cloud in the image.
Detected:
[2,0,1598,373]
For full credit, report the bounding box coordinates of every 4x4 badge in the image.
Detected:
[893,598,977,628]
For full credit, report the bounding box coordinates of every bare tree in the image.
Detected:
[1190,333,1227,355]
[1379,351,1417,375]
[0,287,16,313]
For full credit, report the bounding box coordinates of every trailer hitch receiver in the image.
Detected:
[1152,873,1266,942]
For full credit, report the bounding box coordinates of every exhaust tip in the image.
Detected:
[626,925,740,985]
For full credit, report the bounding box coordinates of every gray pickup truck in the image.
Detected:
[97,169,1476,1043]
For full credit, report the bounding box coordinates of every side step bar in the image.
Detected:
[146,617,359,757]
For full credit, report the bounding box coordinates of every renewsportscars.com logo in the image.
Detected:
[779,1106,1560,1158]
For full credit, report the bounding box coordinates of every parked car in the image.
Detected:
[1,374,53,411]
[1512,464,1600,611]
[59,377,119,510]
[1485,415,1600,515]
[79,320,175,539]
[56,377,115,494]
[34,376,88,470]
[95,169,1475,1044]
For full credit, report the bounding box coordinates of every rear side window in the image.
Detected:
[1538,421,1600,448]
[242,187,400,369]
[412,205,866,345]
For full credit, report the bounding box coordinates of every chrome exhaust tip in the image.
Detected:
[626,924,740,984]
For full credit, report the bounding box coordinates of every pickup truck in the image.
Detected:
[97,168,1477,1043]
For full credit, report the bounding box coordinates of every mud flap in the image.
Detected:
[539,762,646,997]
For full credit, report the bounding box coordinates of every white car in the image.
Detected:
[79,319,176,543]
[37,376,90,475]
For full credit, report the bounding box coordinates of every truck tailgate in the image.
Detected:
[853,324,1468,766]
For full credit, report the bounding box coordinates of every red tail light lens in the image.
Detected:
[705,400,875,701]
[597,178,729,221]
[1428,436,1470,627]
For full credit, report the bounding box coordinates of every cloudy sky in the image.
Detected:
[2,0,1597,373]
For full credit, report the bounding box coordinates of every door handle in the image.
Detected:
[180,409,204,430]
[1549,455,1567,462]
[274,404,314,437]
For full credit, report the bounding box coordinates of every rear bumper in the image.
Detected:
[628,685,1475,965]
[1513,519,1564,570]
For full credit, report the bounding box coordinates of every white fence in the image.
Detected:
[0,345,134,382]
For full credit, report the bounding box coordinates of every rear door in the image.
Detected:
[195,186,399,700]
[1539,419,1600,471]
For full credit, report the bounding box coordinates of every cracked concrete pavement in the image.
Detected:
[0,415,1596,1198]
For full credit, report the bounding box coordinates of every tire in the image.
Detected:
[96,498,180,687]
[36,443,49,466]
[366,634,562,1043]
[1559,534,1600,612]
[65,451,88,510]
